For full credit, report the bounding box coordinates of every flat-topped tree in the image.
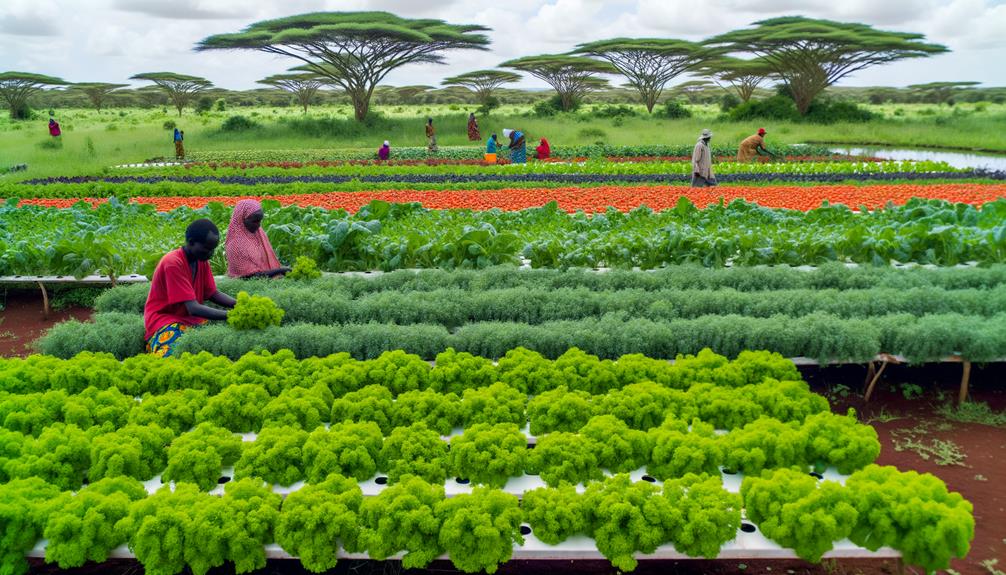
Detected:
[700,57,776,102]
[501,55,617,111]
[442,70,522,109]
[705,17,948,115]
[130,72,213,116]
[907,81,981,105]
[196,12,491,122]
[0,72,68,119]
[72,82,130,111]
[258,72,325,113]
[573,39,708,113]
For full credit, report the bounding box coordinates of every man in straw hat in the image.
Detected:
[691,128,716,187]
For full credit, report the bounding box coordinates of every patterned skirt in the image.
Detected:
[146,322,191,357]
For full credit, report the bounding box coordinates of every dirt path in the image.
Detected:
[0,289,92,357]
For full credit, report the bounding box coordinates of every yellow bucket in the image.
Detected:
[484,153,497,164]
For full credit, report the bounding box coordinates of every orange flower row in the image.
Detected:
[18,184,1006,213]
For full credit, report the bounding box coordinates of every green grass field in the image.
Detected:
[1,102,1005,178]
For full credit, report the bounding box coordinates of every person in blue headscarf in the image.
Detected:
[503,128,526,164]
[173,128,184,159]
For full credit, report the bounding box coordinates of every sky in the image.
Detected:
[1,0,1004,91]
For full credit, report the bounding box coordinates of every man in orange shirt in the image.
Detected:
[737,128,777,161]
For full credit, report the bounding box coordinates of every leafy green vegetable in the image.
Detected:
[723,418,807,475]
[522,485,587,544]
[286,256,321,280]
[0,477,62,575]
[196,383,271,432]
[583,474,674,572]
[163,423,242,491]
[526,432,602,487]
[662,473,741,557]
[116,483,207,575]
[6,423,90,490]
[262,383,333,430]
[303,421,383,483]
[379,422,449,484]
[391,389,463,435]
[461,382,526,427]
[330,384,395,433]
[276,474,363,573]
[597,381,692,430]
[802,409,880,473]
[647,419,723,479]
[128,389,208,435]
[360,475,445,567]
[234,425,308,486]
[428,348,498,394]
[448,423,527,488]
[89,424,174,481]
[436,487,523,574]
[228,291,285,330]
[527,386,593,435]
[579,414,652,472]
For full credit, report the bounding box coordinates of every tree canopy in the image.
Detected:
[72,82,130,111]
[197,12,490,121]
[907,81,981,105]
[700,57,776,102]
[705,16,948,114]
[258,72,326,112]
[573,38,708,112]
[0,72,68,119]
[501,55,616,111]
[442,70,522,107]
[130,72,213,116]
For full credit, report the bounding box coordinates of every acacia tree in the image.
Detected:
[0,72,68,119]
[705,17,948,115]
[73,82,130,112]
[258,73,325,113]
[701,57,776,102]
[501,55,616,111]
[196,12,490,122]
[442,70,522,110]
[908,81,980,105]
[130,72,213,116]
[573,39,707,113]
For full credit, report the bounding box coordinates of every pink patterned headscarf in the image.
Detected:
[225,199,282,278]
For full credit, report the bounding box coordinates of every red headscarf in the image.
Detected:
[537,138,551,159]
[225,199,281,278]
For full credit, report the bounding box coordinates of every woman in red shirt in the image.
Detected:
[144,219,236,357]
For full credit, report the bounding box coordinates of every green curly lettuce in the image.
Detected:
[228,291,284,330]
[526,432,602,487]
[662,473,741,557]
[553,348,620,395]
[303,421,383,483]
[42,477,147,568]
[128,389,208,435]
[6,423,90,490]
[461,382,526,427]
[0,477,62,575]
[185,478,282,575]
[802,409,880,474]
[197,383,271,432]
[89,423,175,481]
[436,487,523,574]
[745,378,830,423]
[613,353,677,388]
[379,422,449,484]
[275,474,363,573]
[845,465,974,573]
[730,350,803,386]
[583,474,675,572]
[448,423,527,488]
[579,415,652,473]
[496,347,561,395]
[391,389,463,435]
[222,350,300,395]
[522,485,587,544]
[360,475,446,568]
[0,390,66,436]
[330,384,395,433]
[234,425,308,486]
[527,386,593,436]
[647,419,723,480]
[428,347,498,395]
[357,350,431,395]
[286,256,321,280]
[687,383,764,430]
[115,483,208,575]
[741,468,858,562]
[61,386,134,432]
[262,383,333,430]
[163,423,242,491]
[0,428,25,482]
[723,417,807,475]
[597,382,694,430]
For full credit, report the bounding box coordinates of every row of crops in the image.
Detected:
[0,349,973,574]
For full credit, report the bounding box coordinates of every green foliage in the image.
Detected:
[360,475,445,567]
[0,477,62,575]
[235,425,308,486]
[303,421,383,483]
[583,474,673,571]
[197,383,270,432]
[659,100,692,118]
[662,473,742,557]
[275,474,363,573]
[723,417,807,475]
[741,468,858,562]
[6,423,90,490]
[61,386,134,431]
[286,256,321,280]
[526,431,602,486]
[846,465,974,573]
[496,347,560,395]
[436,487,523,574]
[0,390,68,436]
[42,477,147,568]
[356,350,430,395]
[89,424,174,481]
[220,115,259,132]
[527,386,594,435]
[461,382,526,427]
[802,409,880,473]
[129,389,207,435]
[228,291,285,330]
[163,423,242,491]
[330,384,395,433]
[647,419,723,479]
[116,483,208,575]
[598,381,691,430]
[579,414,652,472]
[262,383,332,430]
[0,429,25,483]
[391,389,463,435]
[522,485,587,544]
[428,347,498,394]
[448,423,527,487]
[379,422,449,484]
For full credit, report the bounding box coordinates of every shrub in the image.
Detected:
[576,127,607,140]
[728,95,799,122]
[592,104,638,118]
[805,100,876,124]
[659,100,692,119]
[221,115,258,132]
[720,93,742,112]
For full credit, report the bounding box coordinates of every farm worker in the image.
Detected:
[174,128,185,159]
[48,118,61,137]
[378,140,390,161]
[503,128,527,164]
[467,112,481,141]
[691,129,716,188]
[535,138,551,160]
[737,128,777,162]
[426,118,438,152]
[485,134,498,163]
[144,219,236,358]
[225,199,291,279]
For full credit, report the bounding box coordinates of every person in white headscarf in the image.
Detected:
[378,140,390,161]
[691,128,716,188]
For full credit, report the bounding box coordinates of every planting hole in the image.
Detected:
[809,472,824,480]
[740,523,756,533]
[721,468,737,475]
[520,525,532,536]
[217,476,231,485]
[455,477,470,485]
[375,476,388,485]
[641,475,656,483]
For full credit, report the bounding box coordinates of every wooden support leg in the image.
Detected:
[864,360,889,403]
[864,361,876,389]
[37,281,50,320]
[959,361,972,404]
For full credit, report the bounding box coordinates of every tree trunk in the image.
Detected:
[793,91,813,116]
[351,91,370,122]
[560,91,573,112]
[642,89,656,113]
